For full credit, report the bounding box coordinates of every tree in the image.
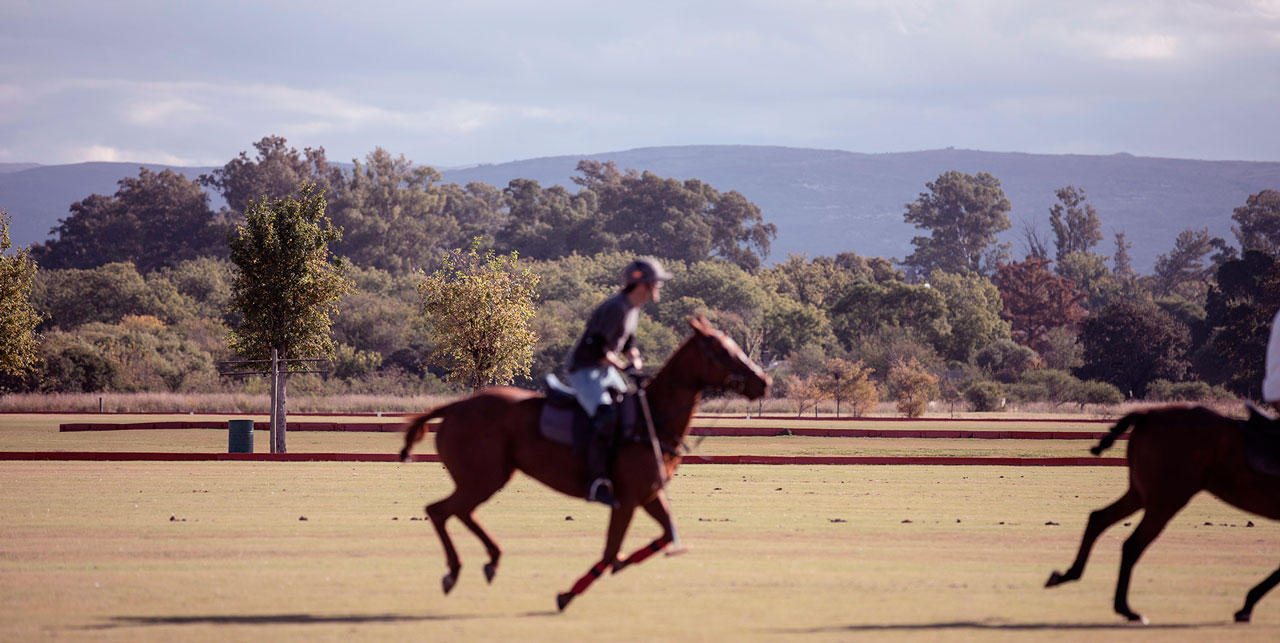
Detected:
[901,171,1012,277]
[819,357,878,417]
[974,339,1039,383]
[418,241,539,390]
[786,373,825,417]
[1048,186,1102,261]
[496,178,606,259]
[34,262,190,329]
[829,280,949,351]
[572,160,777,270]
[228,183,353,448]
[32,168,222,272]
[201,136,338,222]
[1151,228,1220,299]
[888,357,938,418]
[927,269,1010,363]
[1076,299,1190,399]
[0,211,41,377]
[1197,250,1280,397]
[1231,189,1280,254]
[327,147,459,273]
[992,257,1085,355]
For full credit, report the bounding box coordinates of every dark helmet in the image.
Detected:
[622,257,674,287]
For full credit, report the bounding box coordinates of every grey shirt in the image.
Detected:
[566,291,639,372]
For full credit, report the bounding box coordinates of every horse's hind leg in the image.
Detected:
[1235,565,1280,623]
[457,513,502,583]
[1113,496,1191,623]
[425,476,508,595]
[1047,487,1142,587]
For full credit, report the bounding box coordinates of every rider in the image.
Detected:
[1264,307,1280,414]
[565,257,672,507]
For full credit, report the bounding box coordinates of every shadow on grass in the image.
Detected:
[88,612,478,629]
[783,619,1232,634]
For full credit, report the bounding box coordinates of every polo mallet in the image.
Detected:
[635,381,688,555]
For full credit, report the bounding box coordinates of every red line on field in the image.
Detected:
[57,421,1124,440]
[0,451,1127,466]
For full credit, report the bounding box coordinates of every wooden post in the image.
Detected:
[269,348,280,454]
[276,351,287,454]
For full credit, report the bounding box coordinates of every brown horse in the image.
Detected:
[1046,406,1280,623]
[399,316,770,610]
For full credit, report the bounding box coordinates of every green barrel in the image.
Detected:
[228,419,254,453]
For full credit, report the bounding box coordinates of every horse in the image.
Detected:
[1046,405,1280,623]
[399,316,771,610]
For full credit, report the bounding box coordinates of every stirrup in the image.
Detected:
[587,478,618,508]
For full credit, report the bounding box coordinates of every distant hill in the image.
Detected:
[2,147,1277,272]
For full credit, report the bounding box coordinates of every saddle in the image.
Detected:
[1240,404,1280,477]
[539,375,640,454]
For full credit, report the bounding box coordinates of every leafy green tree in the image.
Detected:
[1055,251,1117,313]
[327,147,458,273]
[1196,250,1280,397]
[201,136,339,221]
[888,357,938,418]
[75,315,217,392]
[34,262,189,329]
[1071,380,1124,410]
[974,339,1039,383]
[1077,299,1190,398]
[24,331,120,392]
[572,160,777,271]
[0,211,41,377]
[1049,186,1102,261]
[927,269,1010,363]
[418,242,539,390]
[901,171,1012,276]
[963,380,1005,412]
[227,183,353,393]
[760,295,836,363]
[496,178,606,259]
[32,168,222,272]
[1231,189,1280,254]
[829,280,949,351]
[440,181,507,247]
[1151,228,1222,300]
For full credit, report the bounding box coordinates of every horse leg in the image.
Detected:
[612,495,675,575]
[425,476,508,595]
[425,497,463,595]
[1235,565,1280,623]
[457,512,502,584]
[1113,500,1186,623]
[1047,487,1142,587]
[556,505,636,611]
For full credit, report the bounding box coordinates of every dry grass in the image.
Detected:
[0,462,1276,643]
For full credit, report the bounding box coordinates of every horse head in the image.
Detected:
[681,315,772,400]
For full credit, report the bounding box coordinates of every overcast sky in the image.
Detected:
[3,0,1279,167]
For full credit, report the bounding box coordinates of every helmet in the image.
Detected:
[621,257,674,287]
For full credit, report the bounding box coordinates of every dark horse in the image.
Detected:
[1046,406,1280,623]
[399,316,770,610]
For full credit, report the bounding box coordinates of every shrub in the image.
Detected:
[1147,379,1237,402]
[888,357,938,418]
[1072,380,1124,409]
[963,380,1005,412]
[975,339,1039,382]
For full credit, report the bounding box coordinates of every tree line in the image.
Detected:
[2,135,1278,415]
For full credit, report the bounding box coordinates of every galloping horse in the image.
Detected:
[1046,406,1280,623]
[399,316,770,610]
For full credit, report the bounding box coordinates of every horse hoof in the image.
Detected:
[484,562,497,584]
[1234,610,1251,623]
[665,545,690,557]
[1120,611,1147,625]
[442,572,458,595]
[556,592,573,611]
[1045,571,1064,587]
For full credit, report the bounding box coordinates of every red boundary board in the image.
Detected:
[58,421,1123,441]
[0,451,1127,466]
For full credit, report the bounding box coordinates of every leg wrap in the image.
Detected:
[570,561,609,595]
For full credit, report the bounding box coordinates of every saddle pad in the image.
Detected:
[538,395,641,450]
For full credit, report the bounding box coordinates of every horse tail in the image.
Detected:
[400,406,449,462]
[1091,412,1143,456]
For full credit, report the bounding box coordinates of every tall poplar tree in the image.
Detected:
[227,184,353,448]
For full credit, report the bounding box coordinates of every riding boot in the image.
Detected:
[585,404,619,508]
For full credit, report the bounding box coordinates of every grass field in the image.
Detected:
[2,413,1277,642]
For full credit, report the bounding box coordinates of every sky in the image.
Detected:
[2,0,1279,167]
